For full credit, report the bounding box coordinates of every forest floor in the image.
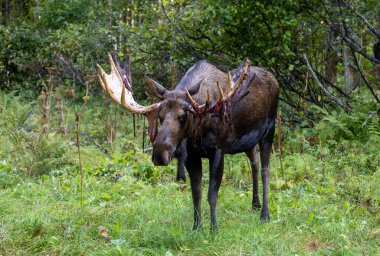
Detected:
[0,150,379,255]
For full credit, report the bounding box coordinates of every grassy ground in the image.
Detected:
[0,93,379,255]
[0,153,379,255]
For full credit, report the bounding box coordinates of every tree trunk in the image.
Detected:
[342,43,358,90]
[375,9,380,88]
[376,9,380,38]
[325,28,339,85]
[325,2,340,86]
[124,0,133,26]
[1,0,10,26]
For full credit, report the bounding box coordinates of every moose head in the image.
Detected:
[97,53,249,166]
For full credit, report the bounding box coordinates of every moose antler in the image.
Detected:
[186,58,251,116]
[225,58,251,99]
[97,53,163,143]
[97,53,161,114]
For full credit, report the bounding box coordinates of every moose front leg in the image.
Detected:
[185,154,203,230]
[208,149,224,231]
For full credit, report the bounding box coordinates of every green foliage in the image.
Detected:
[0,153,378,255]
[0,0,113,92]
[313,103,380,150]
[1,0,380,118]
[0,91,36,131]
[0,166,22,188]
[7,130,74,175]
[86,147,174,183]
[0,91,74,176]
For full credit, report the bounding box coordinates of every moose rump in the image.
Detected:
[97,53,280,230]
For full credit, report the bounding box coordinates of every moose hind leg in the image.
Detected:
[208,149,224,231]
[176,159,186,182]
[259,126,275,221]
[175,141,187,182]
[246,145,261,210]
[185,154,202,230]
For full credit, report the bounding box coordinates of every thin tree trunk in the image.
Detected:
[1,0,9,26]
[55,82,67,136]
[325,28,339,85]
[342,43,357,90]
[125,0,133,26]
[325,46,338,85]
[374,9,380,88]
[377,9,380,37]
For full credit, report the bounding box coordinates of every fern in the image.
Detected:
[7,130,74,175]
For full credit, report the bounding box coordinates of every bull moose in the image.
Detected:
[97,53,280,230]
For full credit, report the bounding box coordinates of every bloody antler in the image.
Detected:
[185,58,251,117]
[225,58,251,99]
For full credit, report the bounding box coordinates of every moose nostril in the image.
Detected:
[152,136,174,166]
[152,149,171,166]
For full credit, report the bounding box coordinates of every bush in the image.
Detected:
[0,91,75,176]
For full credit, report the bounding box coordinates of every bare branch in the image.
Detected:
[361,111,378,128]
[340,0,380,40]
[56,52,85,85]
[349,47,380,103]
[303,54,349,110]
[328,20,380,64]
[317,7,380,64]
[84,132,109,155]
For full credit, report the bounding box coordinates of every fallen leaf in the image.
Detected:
[98,226,110,240]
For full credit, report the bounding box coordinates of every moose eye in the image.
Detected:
[178,114,187,124]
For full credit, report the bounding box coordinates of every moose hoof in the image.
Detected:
[210,225,219,233]
[192,223,202,231]
[260,213,270,222]
[252,203,261,211]
[176,176,186,183]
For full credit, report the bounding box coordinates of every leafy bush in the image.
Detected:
[0,91,75,176]
[7,130,74,175]
[86,147,175,184]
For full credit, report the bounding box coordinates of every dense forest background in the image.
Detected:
[1,0,379,121]
[0,0,379,255]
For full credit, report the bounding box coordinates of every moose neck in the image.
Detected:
[185,105,233,150]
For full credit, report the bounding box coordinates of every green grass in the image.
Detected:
[0,159,379,255]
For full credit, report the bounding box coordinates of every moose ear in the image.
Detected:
[187,80,202,96]
[144,76,167,100]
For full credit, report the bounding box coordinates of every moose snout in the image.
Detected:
[152,150,170,166]
[152,142,174,166]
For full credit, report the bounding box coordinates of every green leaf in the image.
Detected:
[307,212,315,225]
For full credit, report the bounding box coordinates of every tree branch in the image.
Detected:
[340,0,380,40]
[350,46,380,103]
[318,7,380,64]
[303,53,350,110]
[56,52,85,86]
[330,22,380,64]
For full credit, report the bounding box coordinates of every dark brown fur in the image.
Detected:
[149,60,280,230]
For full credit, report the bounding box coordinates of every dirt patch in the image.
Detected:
[300,238,326,252]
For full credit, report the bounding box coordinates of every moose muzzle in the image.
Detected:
[152,139,175,166]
